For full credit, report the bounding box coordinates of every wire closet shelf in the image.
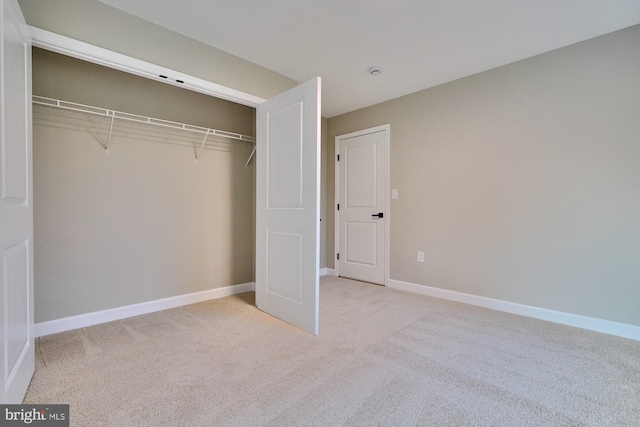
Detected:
[32,96,256,164]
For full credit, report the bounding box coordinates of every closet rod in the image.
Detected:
[32,96,256,157]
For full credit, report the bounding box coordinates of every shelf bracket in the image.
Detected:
[105,114,115,154]
[245,145,256,169]
[195,130,210,164]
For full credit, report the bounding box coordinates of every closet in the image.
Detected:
[32,48,257,324]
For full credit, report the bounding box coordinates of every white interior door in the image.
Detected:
[256,77,320,335]
[337,126,388,285]
[1,0,34,404]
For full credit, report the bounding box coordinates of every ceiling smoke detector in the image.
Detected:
[368,66,383,76]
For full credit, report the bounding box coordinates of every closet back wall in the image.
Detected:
[33,48,256,323]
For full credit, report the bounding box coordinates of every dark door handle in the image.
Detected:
[372,212,384,218]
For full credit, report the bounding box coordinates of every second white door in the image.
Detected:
[336,126,388,285]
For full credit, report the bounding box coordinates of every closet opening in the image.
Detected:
[32,47,258,328]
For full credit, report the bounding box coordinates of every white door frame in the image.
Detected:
[28,27,265,108]
[334,124,390,285]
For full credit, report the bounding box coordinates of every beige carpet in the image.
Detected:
[25,276,640,426]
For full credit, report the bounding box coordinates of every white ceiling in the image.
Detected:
[98,0,640,118]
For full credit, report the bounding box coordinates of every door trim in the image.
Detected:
[334,124,390,285]
[28,26,265,108]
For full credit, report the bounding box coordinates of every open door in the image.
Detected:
[256,77,320,335]
[1,0,34,403]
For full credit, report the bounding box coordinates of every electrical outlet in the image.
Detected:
[417,251,424,263]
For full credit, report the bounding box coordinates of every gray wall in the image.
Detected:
[18,0,296,100]
[33,50,256,322]
[327,25,640,327]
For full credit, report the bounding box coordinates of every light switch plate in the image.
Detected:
[392,189,398,199]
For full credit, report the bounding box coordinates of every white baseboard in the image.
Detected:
[35,282,255,338]
[387,279,640,342]
[320,268,335,276]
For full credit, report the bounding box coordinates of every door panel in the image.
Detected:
[346,143,376,208]
[1,0,34,404]
[338,127,388,285]
[267,230,302,301]
[2,1,27,202]
[345,222,377,265]
[256,78,320,335]
[267,103,303,209]
[3,242,29,377]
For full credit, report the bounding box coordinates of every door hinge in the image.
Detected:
[337,154,340,161]
[337,203,340,210]
[337,253,340,260]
